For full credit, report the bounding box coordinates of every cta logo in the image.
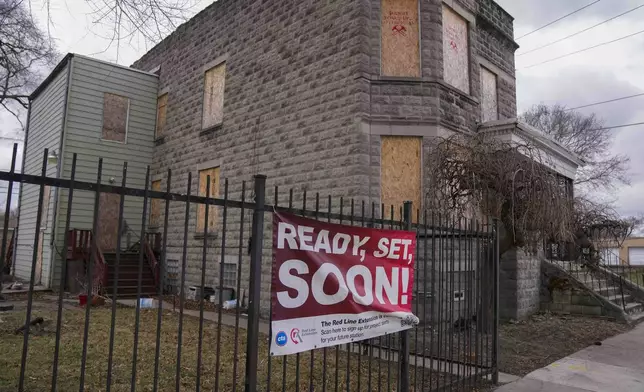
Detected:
[290,328,303,344]
[275,331,288,347]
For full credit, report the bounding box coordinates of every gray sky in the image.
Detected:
[1,0,643,218]
[497,0,644,218]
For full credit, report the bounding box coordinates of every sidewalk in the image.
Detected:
[496,322,644,392]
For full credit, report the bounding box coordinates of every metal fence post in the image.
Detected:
[400,201,412,392]
[245,175,266,392]
[491,219,500,384]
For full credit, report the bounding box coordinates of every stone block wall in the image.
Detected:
[540,261,624,320]
[499,248,541,321]
[130,0,519,316]
[132,0,370,300]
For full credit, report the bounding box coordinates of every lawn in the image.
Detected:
[0,302,445,391]
[498,312,631,376]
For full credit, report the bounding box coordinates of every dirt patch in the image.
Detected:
[499,312,631,376]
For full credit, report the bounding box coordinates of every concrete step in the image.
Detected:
[607,293,633,305]
[629,312,644,324]
[624,302,644,315]
[595,286,621,298]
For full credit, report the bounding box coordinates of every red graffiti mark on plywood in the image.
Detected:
[392,25,407,36]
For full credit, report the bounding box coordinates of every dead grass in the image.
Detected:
[0,303,445,391]
[499,312,631,376]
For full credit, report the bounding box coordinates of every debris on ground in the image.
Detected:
[14,317,51,336]
[499,312,631,376]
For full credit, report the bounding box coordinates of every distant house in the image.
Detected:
[598,238,644,266]
[13,54,158,288]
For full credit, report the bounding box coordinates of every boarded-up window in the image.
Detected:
[150,180,162,227]
[480,67,498,122]
[381,0,420,77]
[98,193,120,251]
[156,93,168,139]
[443,6,470,94]
[197,167,220,232]
[202,63,226,129]
[102,93,129,142]
[381,136,421,221]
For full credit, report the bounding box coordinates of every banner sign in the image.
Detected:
[271,212,419,356]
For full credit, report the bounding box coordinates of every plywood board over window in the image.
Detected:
[156,93,168,139]
[381,136,422,221]
[102,93,129,142]
[197,167,220,232]
[150,180,162,227]
[443,6,470,94]
[202,63,226,130]
[381,0,420,77]
[480,66,498,123]
[98,193,120,251]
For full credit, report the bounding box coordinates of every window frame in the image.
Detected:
[480,65,499,123]
[196,165,221,234]
[155,92,169,141]
[442,4,472,95]
[100,92,130,144]
[201,56,227,132]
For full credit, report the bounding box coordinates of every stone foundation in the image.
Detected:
[499,248,541,321]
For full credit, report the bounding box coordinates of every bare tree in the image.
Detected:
[0,0,57,126]
[41,0,198,53]
[425,133,575,254]
[521,104,630,193]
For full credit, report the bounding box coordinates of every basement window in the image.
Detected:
[102,93,129,143]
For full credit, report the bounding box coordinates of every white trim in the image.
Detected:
[442,0,476,25]
[202,54,229,74]
[479,118,585,179]
[478,56,514,83]
[73,53,160,77]
[197,159,222,172]
[148,65,161,75]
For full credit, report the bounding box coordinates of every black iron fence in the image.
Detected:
[0,145,499,391]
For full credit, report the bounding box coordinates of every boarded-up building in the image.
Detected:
[17,0,584,322]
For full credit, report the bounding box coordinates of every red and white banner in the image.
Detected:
[271,212,419,356]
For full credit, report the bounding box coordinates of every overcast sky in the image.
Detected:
[1,0,643,219]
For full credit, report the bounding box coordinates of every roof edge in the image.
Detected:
[30,53,74,101]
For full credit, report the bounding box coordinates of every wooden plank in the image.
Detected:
[101,93,129,142]
[480,66,498,122]
[381,0,420,77]
[156,93,168,138]
[381,136,422,221]
[443,5,470,93]
[202,63,226,129]
[197,167,220,232]
[150,180,162,227]
[98,193,121,251]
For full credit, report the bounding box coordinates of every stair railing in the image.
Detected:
[143,232,162,291]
